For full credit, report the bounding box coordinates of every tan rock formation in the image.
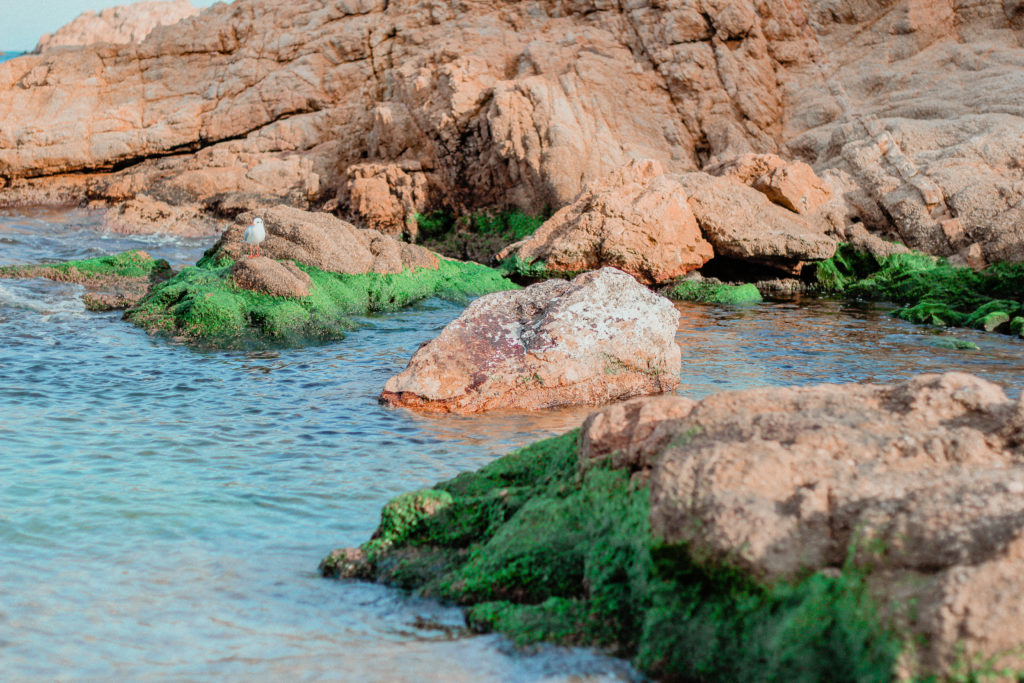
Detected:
[2,0,1023,262]
[497,160,714,284]
[707,153,833,215]
[380,267,681,413]
[580,372,1024,675]
[103,194,222,237]
[211,205,439,274]
[34,0,199,52]
[677,172,837,271]
[231,256,311,297]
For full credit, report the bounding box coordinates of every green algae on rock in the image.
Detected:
[125,257,516,347]
[667,279,764,305]
[321,430,899,681]
[816,243,1024,335]
[0,250,173,310]
[416,210,546,265]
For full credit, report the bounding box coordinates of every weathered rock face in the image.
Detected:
[103,194,222,237]
[210,205,439,274]
[677,172,837,272]
[34,0,199,52]
[581,372,1024,675]
[231,256,311,297]
[2,0,1023,263]
[707,153,833,215]
[497,160,714,284]
[381,267,681,412]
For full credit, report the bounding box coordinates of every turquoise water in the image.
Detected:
[2,207,1024,680]
[0,52,25,63]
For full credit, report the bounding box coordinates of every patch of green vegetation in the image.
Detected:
[417,210,547,264]
[330,430,902,681]
[0,250,171,281]
[125,257,516,347]
[816,244,1024,337]
[496,254,567,281]
[930,338,980,351]
[668,280,764,305]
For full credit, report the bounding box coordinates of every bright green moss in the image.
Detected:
[125,257,516,347]
[332,430,902,681]
[817,244,1024,337]
[0,250,171,281]
[668,280,764,305]
[417,210,547,264]
[1010,317,1024,338]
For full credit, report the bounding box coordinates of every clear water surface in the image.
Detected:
[2,207,1023,681]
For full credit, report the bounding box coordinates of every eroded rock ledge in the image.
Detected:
[326,372,1024,680]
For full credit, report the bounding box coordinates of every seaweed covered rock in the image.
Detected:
[204,206,439,274]
[816,243,1024,335]
[496,160,713,284]
[126,256,513,347]
[329,373,1024,680]
[380,268,681,413]
[667,276,763,305]
[126,209,513,346]
[677,173,837,273]
[0,250,172,311]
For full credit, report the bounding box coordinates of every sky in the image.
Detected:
[0,0,221,52]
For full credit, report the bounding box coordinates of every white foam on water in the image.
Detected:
[0,280,86,319]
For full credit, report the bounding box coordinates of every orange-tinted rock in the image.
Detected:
[211,205,439,274]
[103,195,223,237]
[707,154,833,215]
[496,160,714,284]
[231,257,311,298]
[34,0,199,52]
[581,372,1024,676]
[677,172,837,271]
[381,268,681,413]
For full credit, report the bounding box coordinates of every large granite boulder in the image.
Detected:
[497,160,714,284]
[580,372,1024,675]
[380,267,681,412]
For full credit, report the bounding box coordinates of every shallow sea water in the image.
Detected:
[1,207,1023,681]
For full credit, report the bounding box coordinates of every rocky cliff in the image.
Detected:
[33,0,199,52]
[1,0,1022,264]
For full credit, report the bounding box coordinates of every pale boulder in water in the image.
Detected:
[381,268,681,413]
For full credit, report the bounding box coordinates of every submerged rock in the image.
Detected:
[380,267,681,412]
[497,160,714,284]
[0,250,172,310]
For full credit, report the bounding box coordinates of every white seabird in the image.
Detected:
[243,216,266,258]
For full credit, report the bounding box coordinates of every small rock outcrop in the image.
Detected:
[497,160,713,284]
[581,372,1024,675]
[34,0,199,52]
[381,267,681,413]
[231,257,311,298]
[677,172,837,272]
[103,194,222,237]
[211,205,439,274]
[707,154,833,215]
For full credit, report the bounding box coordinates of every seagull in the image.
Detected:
[243,216,266,258]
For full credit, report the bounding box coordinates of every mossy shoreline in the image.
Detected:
[321,431,901,681]
[125,255,517,348]
[815,244,1024,337]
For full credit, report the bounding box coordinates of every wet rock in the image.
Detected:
[34,0,198,52]
[380,267,681,413]
[496,160,714,285]
[579,372,1024,675]
[677,172,837,272]
[231,257,311,298]
[210,205,439,274]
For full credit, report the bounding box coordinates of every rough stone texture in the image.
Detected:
[380,267,681,413]
[231,256,311,297]
[211,205,439,274]
[580,372,1024,676]
[34,0,199,52]
[497,160,714,284]
[2,0,1023,262]
[103,194,222,237]
[677,172,838,271]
